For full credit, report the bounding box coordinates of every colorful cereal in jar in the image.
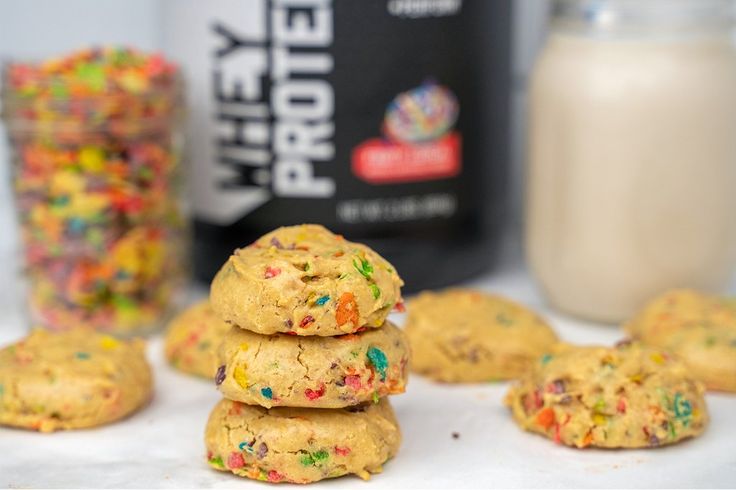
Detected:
[1,47,187,335]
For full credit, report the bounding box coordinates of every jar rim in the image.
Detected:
[552,0,735,34]
[1,63,185,133]
[1,65,183,102]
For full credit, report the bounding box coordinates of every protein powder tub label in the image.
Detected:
[163,0,511,288]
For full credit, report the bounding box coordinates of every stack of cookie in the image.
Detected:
[203,224,410,484]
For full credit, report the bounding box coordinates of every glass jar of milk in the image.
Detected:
[526,0,736,323]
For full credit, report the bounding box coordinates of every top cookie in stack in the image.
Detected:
[210,224,404,336]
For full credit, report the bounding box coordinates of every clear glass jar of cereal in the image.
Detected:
[1,47,188,336]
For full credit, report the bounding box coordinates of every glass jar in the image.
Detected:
[526,0,736,322]
[1,47,189,336]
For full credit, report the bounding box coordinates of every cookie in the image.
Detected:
[404,288,558,382]
[164,300,231,379]
[505,342,709,448]
[663,325,736,392]
[0,328,152,432]
[210,224,403,336]
[625,289,736,341]
[205,397,401,483]
[624,289,736,392]
[216,321,410,408]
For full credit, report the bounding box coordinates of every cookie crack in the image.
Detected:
[283,341,310,398]
[252,339,264,362]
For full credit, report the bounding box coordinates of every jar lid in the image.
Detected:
[552,0,735,36]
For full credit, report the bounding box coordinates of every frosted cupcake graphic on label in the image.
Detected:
[352,81,462,184]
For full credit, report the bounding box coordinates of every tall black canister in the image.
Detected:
[163,0,512,291]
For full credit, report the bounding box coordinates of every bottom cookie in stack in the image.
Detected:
[205,398,401,484]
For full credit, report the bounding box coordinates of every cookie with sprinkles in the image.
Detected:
[210,224,403,336]
[205,397,401,483]
[404,288,558,382]
[624,289,736,392]
[0,328,152,432]
[505,342,708,448]
[216,321,409,409]
[164,300,231,379]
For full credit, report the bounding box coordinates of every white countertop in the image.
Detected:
[1,245,735,489]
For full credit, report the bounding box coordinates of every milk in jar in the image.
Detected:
[526,0,736,322]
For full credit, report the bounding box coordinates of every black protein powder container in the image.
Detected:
[163,0,511,291]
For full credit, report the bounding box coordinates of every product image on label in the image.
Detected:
[352,80,461,184]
